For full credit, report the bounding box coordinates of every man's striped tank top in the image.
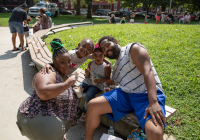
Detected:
[111,43,164,94]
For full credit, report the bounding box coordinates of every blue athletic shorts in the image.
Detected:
[102,88,166,133]
[9,22,24,34]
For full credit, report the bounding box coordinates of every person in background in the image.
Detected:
[46,11,52,28]
[155,6,162,24]
[144,14,148,24]
[19,8,32,48]
[33,8,50,33]
[109,14,116,24]
[178,13,185,24]
[185,12,191,24]
[79,44,111,121]
[16,38,79,140]
[120,17,126,24]
[168,12,175,24]
[161,13,165,24]
[130,12,135,24]
[9,3,28,51]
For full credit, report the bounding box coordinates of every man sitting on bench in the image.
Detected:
[85,36,166,140]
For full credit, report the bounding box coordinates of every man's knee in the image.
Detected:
[145,120,163,140]
[87,100,97,111]
[147,128,163,140]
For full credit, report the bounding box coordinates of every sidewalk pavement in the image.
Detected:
[0,26,175,140]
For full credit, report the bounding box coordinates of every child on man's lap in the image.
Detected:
[79,44,111,121]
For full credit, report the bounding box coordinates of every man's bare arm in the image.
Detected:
[130,44,165,127]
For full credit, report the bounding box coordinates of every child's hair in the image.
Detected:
[50,38,68,61]
[74,38,94,50]
[93,44,103,54]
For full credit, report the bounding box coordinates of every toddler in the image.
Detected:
[79,44,111,121]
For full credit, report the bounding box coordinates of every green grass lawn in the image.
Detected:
[44,24,200,140]
[0,13,108,27]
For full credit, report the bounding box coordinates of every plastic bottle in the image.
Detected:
[75,69,79,81]
[29,30,32,36]
[108,126,114,136]
[40,24,42,30]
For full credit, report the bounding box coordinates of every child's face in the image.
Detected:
[78,41,93,57]
[93,51,104,65]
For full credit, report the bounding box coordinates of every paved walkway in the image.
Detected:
[0,26,175,140]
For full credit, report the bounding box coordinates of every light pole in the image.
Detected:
[169,0,172,13]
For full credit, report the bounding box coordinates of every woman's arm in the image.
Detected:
[27,16,32,22]
[40,14,46,25]
[33,71,75,100]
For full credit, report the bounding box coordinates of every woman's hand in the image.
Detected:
[40,64,54,74]
[66,77,76,86]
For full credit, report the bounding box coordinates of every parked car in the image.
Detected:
[95,9,108,16]
[0,7,12,13]
[119,10,130,17]
[59,9,72,15]
[107,11,120,17]
[190,14,196,20]
[108,10,130,17]
[80,9,87,15]
[135,12,150,19]
[28,2,59,17]
[140,11,155,19]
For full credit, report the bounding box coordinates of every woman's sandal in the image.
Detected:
[21,48,27,51]
[12,48,20,51]
[79,113,86,121]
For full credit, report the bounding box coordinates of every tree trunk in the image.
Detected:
[147,5,149,15]
[87,0,92,19]
[161,4,166,12]
[30,0,34,6]
[76,0,81,15]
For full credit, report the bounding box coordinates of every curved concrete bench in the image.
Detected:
[27,22,176,138]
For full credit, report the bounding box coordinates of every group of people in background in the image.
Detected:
[110,6,192,25]
[8,3,52,52]
[156,6,192,24]
[109,12,135,24]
